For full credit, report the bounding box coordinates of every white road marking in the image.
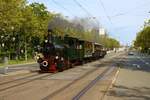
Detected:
[137,65,141,68]
[103,67,120,100]
[146,62,149,65]
[132,64,140,68]
[132,64,137,66]
[136,56,150,66]
[111,68,120,88]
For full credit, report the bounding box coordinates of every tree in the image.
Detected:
[20,2,54,60]
[0,1,120,61]
[0,1,55,60]
[134,26,150,53]
[0,0,26,59]
[98,34,120,50]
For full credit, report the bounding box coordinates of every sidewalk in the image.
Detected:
[104,68,150,100]
[0,62,38,76]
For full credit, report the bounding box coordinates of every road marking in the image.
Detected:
[146,62,149,65]
[136,56,150,66]
[102,67,120,100]
[132,64,137,66]
[137,65,140,68]
[137,57,140,58]
[132,64,140,68]
[110,67,120,88]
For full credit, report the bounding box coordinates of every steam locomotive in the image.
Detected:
[37,32,107,72]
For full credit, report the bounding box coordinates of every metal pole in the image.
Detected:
[4,56,8,74]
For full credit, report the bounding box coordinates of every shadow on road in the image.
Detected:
[103,54,150,100]
[115,55,150,73]
[108,85,150,100]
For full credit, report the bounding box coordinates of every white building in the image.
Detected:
[99,28,106,35]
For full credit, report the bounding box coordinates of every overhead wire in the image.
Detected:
[97,0,113,25]
[73,0,99,26]
[110,2,150,18]
[51,0,75,16]
[73,0,93,17]
[96,0,120,38]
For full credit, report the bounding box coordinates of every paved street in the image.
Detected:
[104,52,150,100]
[0,52,123,100]
[1,0,150,100]
[0,52,149,100]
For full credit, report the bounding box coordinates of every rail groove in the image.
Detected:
[72,67,114,100]
[0,73,53,92]
[42,67,100,100]
[42,54,124,100]
[0,73,39,85]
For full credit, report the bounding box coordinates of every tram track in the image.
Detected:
[72,67,115,100]
[0,73,39,85]
[42,66,100,100]
[0,73,54,92]
[42,53,124,100]
[0,60,111,93]
[0,52,124,97]
[42,63,117,100]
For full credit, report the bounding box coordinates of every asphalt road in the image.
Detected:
[121,52,150,72]
[104,52,150,100]
[1,51,149,100]
[0,51,124,100]
[0,51,118,75]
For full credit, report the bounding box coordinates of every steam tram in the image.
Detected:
[37,33,107,72]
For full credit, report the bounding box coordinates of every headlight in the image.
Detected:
[55,56,59,59]
[36,56,40,60]
[42,61,48,67]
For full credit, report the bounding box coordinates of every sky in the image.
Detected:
[28,0,150,45]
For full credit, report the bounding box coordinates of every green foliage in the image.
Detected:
[0,0,26,34]
[0,0,120,61]
[134,25,150,53]
[0,0,54,60]
[98,35,120,50]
